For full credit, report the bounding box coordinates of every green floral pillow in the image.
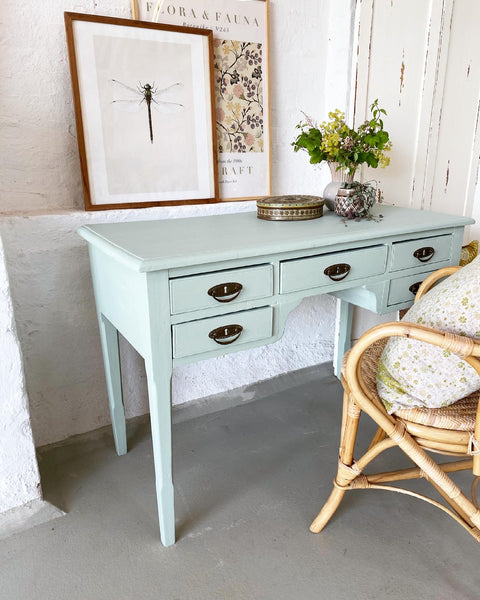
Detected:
[377,256,480,414]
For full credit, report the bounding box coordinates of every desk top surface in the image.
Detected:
[78,205,474,272]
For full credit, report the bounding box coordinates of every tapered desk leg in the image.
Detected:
[145,357,175,547]
[334,299,354,378]
[142,270,176,546]
[98,314,127,456]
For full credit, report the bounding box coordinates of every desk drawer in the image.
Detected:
[172,306,273,359]
[280,246,387,294]
[387,270,437,306]
[170,264,273,315]
[390,234,453,271]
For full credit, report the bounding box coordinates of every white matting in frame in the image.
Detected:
[65,12,218,210]
[132,0,271,202]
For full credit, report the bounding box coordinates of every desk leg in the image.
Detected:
[334,299,354,378]
[99,314,127,456]
[145,357,175,547]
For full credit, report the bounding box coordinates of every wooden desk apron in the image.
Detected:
[78,205,473,546]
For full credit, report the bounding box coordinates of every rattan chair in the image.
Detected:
[310,266,480,542]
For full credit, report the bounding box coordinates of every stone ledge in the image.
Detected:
[0,499,65,541]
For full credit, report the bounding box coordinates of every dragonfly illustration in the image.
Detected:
[110,79,184,144]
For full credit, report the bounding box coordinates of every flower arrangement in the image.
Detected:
[292,100,392,175]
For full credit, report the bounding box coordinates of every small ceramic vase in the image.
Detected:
[323,162,356,211]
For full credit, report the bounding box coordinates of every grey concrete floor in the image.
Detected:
[1,364,479,600]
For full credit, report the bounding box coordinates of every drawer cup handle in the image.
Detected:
[324,263,351,281]
[409,282,422,296]
[208,324,243,345]
[208,282,243,303]
[413,246,435,262]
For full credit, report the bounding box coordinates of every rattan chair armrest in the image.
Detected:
[345,321,480,409]
[347,321,480,368]
[414,266,462,302]
[343,321,480,450]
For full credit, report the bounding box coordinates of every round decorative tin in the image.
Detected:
[256,195,324,221]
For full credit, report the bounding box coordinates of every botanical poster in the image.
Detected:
[214,39,264,154]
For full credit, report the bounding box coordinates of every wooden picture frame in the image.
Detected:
[132,0,271,202]
[64,12,218,210]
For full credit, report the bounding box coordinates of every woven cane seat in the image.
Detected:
[343,339,479,432]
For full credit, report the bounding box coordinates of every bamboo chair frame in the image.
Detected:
[311,266,480,542]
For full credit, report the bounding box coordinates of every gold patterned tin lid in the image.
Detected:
[256,195,324,221]
[256,194,324,209]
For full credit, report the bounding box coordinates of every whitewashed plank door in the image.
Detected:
[427,1,480,218]
[348,0,480,344]
[352,0,480,219]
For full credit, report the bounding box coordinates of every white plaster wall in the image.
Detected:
[1,0,335,213]
[0,238,41,512]
[0,208,336,447]
[0,0,353,448]
[0,0,133,214]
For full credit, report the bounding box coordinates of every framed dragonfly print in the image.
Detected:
[64,12,218,210]
[132,0,271,202]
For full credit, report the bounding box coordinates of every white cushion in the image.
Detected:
[377,256,480,414]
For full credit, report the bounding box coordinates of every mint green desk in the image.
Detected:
[78,205,473,546]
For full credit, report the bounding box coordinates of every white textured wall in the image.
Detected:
[0,238,41,513]
[0,208,336,447]
[0,0,353,455]
[0,0,132,214]
[1,0,334,213]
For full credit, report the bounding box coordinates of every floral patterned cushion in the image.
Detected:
[376,256,480,414]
